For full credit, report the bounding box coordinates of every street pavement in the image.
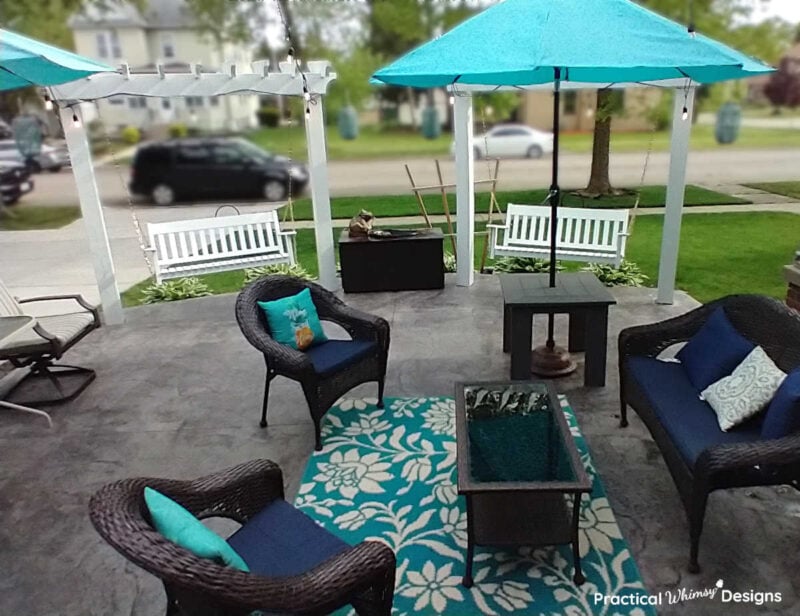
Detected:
[2,147,799,305]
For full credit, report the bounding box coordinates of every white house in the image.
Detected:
[68,0,258,133]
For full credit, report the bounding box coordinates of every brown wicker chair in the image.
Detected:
[236,276,390,451]
[619,295,800,573]
[89,459,397,616]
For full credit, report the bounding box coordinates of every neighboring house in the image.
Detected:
[519,88,663,132]
[69,0,258,134]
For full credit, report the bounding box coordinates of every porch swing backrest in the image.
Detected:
[146,210,296,284]
[488,204,630,267]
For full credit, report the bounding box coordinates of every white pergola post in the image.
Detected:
[303,98,337,290]
[453,95,475,287]
[656,87,696,304]
[59,105,124,325]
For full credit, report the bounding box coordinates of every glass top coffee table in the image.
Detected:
[455,381,592,587]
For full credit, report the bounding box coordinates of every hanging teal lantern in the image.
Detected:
[421,105,441,139]
[338,105,359,140]
[715,102,741,145]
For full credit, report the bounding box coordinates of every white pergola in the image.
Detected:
[51,60,337,326]
[450,79,697,304]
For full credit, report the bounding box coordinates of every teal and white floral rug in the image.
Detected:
[295,397,655,616]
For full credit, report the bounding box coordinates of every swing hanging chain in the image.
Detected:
[628,98,659,235]
[97,101,155,277]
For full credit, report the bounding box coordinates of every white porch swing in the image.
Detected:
[50,54,337,325]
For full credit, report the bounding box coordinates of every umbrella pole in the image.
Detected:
[532,67,576,378]
[547,68,561,348]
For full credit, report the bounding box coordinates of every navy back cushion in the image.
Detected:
[676,307,754,392]
[761,368,800,440]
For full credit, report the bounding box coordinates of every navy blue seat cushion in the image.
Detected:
[627,356,762,466]
[676,307,754,392]
[761,368,800,440]
[227,499,350,577]
[305,339,376,376]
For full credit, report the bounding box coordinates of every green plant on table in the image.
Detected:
[492,257,563,274]
[243,263,314,285]
[141,277,212,304]
[582,260,648,287]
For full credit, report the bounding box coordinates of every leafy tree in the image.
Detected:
[579,0,784,197]
[764,56,800,111]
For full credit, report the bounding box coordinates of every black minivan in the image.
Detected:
[130,137,309,205]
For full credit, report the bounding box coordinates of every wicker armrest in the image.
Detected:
[232,540,396,614]
[619,301,716,359]
[143,459,285,524]
[322,303,390,349]
[697,433,800,477]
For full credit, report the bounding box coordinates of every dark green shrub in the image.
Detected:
[257,106,281,128]
[582,260,648,287]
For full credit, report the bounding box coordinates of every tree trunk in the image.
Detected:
[407,87,418,131]
[576,89,622,198]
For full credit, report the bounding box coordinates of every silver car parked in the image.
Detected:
[0,139,70,173]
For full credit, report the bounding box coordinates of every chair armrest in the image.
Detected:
[618,300,717,359]
[698,432,800,477]
[151,459,285,524]
[18,294,100,328]
[278,229,297,236]
[238,540,396,614]
[320,302,390,352]
[486,223,507,230]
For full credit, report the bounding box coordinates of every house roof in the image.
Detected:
[69,0,195,31]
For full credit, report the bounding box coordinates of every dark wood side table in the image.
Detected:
[498,273,617,386]
[339,227,444,293]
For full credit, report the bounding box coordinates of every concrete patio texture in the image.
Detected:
[1,275,798,615]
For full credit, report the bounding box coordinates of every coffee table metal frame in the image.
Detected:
[455,380,592,587]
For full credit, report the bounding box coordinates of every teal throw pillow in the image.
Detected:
[143,487,249,572]
[257,288,328,351]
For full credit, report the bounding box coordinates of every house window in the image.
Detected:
[161,33,175,59]
[162,99,172,110]
[96,32,121,59]
[96,33,109,58]
[186,97,204,108]
[109,31,121,59]
[128,97,147,109]
[209,96,219,107]
[606,90,625,114]
[108,96,124,105]
[564,91,577,115]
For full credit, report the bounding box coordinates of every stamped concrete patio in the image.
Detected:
[1,275,798,615]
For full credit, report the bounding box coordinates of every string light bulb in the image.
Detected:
[44,91,53,111]
[72,112,81,128]
[303,91,311,103]
[449,95,455,105]
[287,47,295,65]
[682,106,689,121]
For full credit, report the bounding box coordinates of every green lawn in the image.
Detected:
[626,212,797,303]
[121,211,797,307]
[282,185,747,222]
[744,181,800,201]
[248,123,800,161]
[0,205,81,230]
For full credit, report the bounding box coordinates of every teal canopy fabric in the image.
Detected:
[372,0,773,88]
[0,29,113,91]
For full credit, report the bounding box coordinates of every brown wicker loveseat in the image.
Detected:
[619,295,800,573]
[89,459,396,615]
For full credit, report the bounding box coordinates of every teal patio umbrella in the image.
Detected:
[372,0,773,368]
[0,28,113,91]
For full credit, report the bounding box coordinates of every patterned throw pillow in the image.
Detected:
[702,346,787,432]
[258,288,328,351]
